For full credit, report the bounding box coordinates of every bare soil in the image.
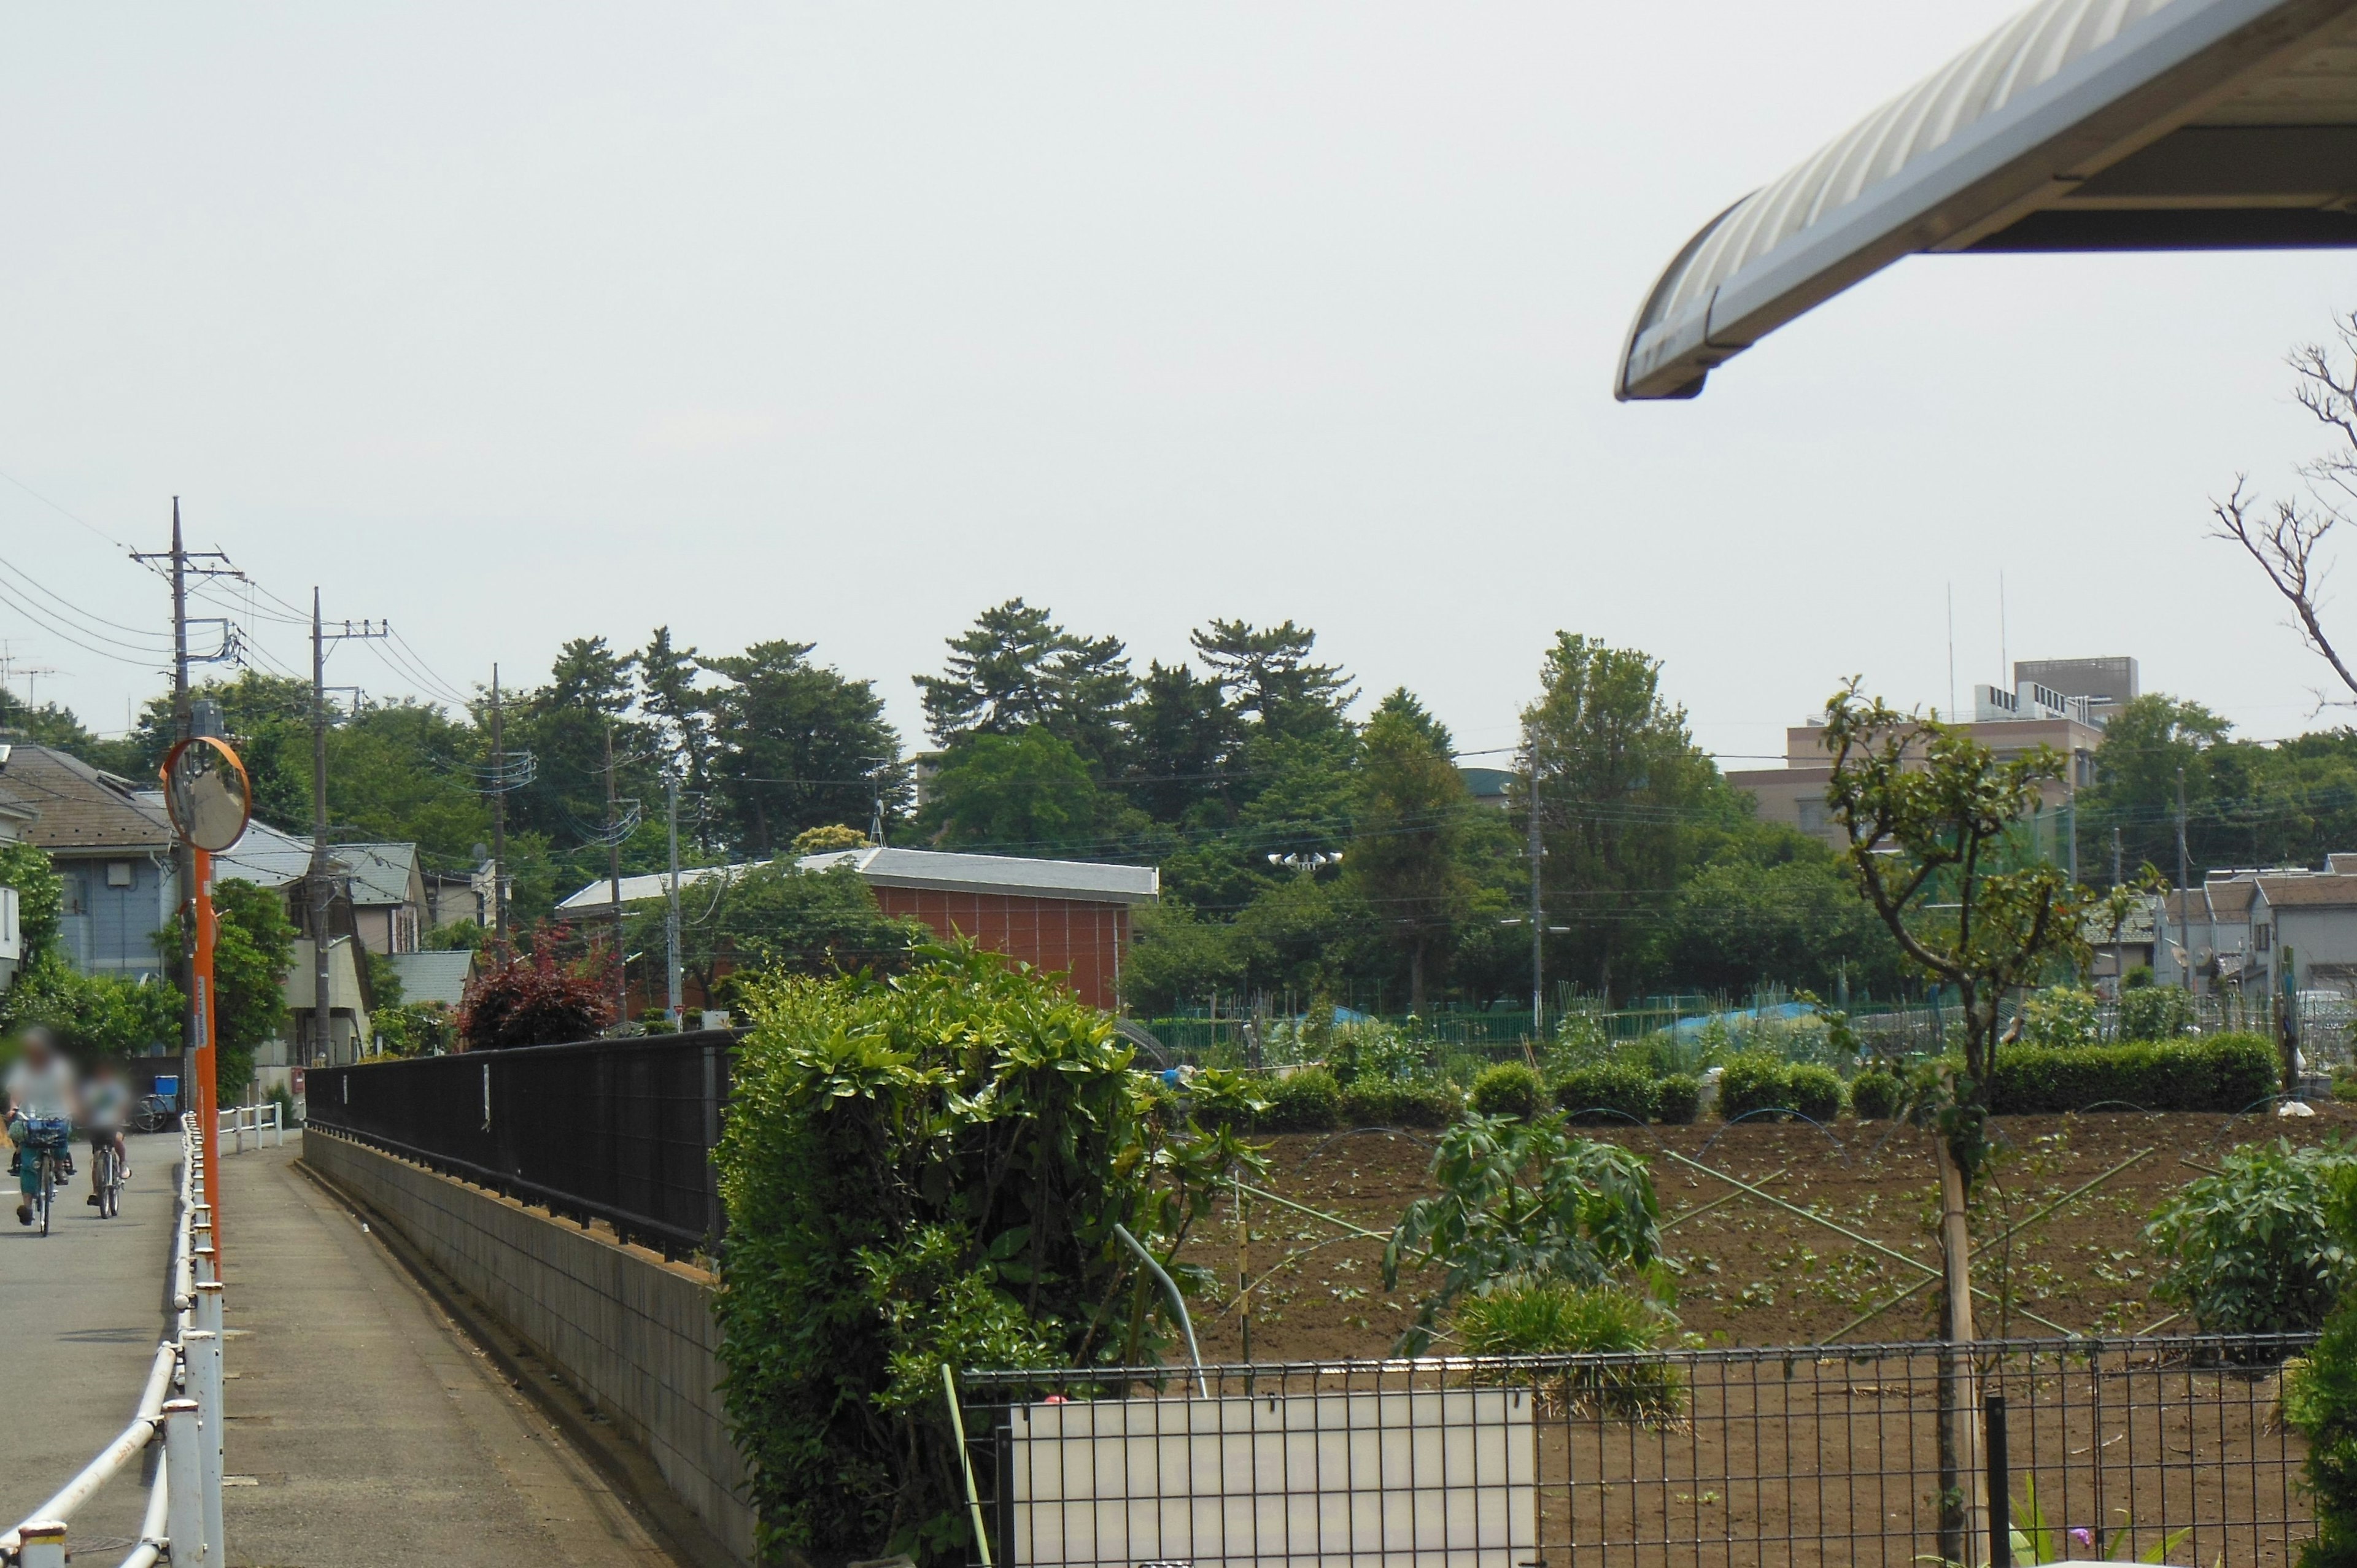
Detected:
[1180,1105,2357,1362]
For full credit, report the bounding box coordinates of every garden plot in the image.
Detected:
[1180,1106,2357,1362]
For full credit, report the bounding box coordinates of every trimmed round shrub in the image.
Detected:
[1651,1073,1702,1126]
[1469,1062,1546,1119]
[1339,1078,1461,1128]
[1715,1052,1790,1121]
[2119,983,2194,1043]
[1259,1068,1342,1130]
[1552,1064,1656,1125]
[1784,1064,1844,1123]
[1986,1033,2278,1114]
[1849,1068,1904,1121]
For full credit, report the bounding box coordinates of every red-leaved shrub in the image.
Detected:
[457,937,616,1050]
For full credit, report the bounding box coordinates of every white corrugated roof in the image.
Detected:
[557,844,1159,913]
[1619,0,2357,400]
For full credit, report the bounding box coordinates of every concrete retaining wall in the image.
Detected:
[303,1129,756,1562]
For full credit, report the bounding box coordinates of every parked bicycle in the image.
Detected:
[87,1135,123,1220]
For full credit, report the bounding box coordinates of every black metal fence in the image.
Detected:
[304,1030,733,1257]
[959,1333,2315,1568]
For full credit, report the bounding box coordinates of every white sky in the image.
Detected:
[3,2,2355,770]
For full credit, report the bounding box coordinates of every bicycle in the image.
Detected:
[90,1136,123,1219]
[15,1117,72,1237]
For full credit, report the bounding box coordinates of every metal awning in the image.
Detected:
[1617,0,2357,400]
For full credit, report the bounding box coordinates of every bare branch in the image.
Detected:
[2211,477,2357,703]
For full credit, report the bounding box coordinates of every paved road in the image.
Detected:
[222,1141,669,1567]
[0,1129,184,1558]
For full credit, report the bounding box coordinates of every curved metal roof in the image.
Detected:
[1618,0,2357,400]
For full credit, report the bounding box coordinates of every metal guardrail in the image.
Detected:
[2,1118,226,1568]
[304,1030,733,1258]
[214,1103,286,1156]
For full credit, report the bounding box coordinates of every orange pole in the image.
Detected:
[193,847,219,1240]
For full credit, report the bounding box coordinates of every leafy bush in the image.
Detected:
[2147,1138,2357,1334]
[2020,985,2102,1048]
[1452,1280,1682,1420]
[1336,1020,1436,1084]
[1784,1063,1844,1122]
[2278,1165,2357,1563]
[1716,1052,1790,1121]
[457,934,616,1049]
[1384,1111,1660,1353]
[1552,1064,1658,1124]
[2119,983,2194,1043]
[1340,1078,1460,1128]
[1849,1068,1905,1121]
[1986,1033,2277,1114]
[714,945,1258,1564]
[1258,1068,1342,1130]
[1468,1063,1545,1119]
[1652,1074,1703,1126]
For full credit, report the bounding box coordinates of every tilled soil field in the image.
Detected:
[1180,1104,2357,1361]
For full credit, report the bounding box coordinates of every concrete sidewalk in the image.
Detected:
[220,1141,672,1566]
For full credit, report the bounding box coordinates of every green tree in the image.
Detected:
[1346,690,1477,1013]
[2080,695,2233,876]
[325,700,492,863]
[0,690,139,774]
[916,600,1135,770]
[1122,659,1239,824]
[127,671,316,828]
[1190,617,1353,741]
[920,729,1109,853]
[1522,633,1739,1002]
[703,640,906,855]
[157,878,295,1100]
[1658,830,1908,997]
[625,861,926,1003]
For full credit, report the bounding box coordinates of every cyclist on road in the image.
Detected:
[82,1063,130,1207]
[5,1027,79,1227]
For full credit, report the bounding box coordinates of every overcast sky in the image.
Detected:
[4,2,2355,773]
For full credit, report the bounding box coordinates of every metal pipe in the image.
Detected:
[118,1451,171,1568]
[187,1329,223,1568]
[163,1400,203,1568]
[1110,1222,1207,1396]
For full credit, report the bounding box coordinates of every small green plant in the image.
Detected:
[2118,983,2194,1043]
[1849,1068,1905,1121]
[2147,1137,2357,1334]
[1469,1062,1545,1119]
[1384,1111,1660,1354]
[1452,1280,1683,1420]
[1652,1074,1702,1126]
[1552,1064,1657,1124]
[1992,1475,2191,1566]
[1260,1068,1343,1130]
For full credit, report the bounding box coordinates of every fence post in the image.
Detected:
[1986,1392,2011,1568]
[187,1326,225,1568]
[17,1520,66,1568]
[164,1397,203,1566]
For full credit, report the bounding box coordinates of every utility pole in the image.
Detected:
[665,773,684,1030]
[2175,764,2193,994]
[490,665,508,949]
[605,722,627,1024]
[306,593,389,1067]
[1527,740,1544,1038]
[2112,826,2123,887]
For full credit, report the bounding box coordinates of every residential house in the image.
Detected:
[560,844,1159,1011]
[1458,767,1513,811]
[0,743,179,982]
[2153,875,2262,992]
[2251,856,2357,999]
[0,770,36,989]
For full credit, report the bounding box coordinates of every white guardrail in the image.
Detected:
[214,1103,284,1156]
[2,1116,225,1567]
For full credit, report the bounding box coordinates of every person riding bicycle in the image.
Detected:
[82,1063,130,1207]
[5,1027,79,1227]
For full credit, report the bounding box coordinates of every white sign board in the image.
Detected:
[1006,1387,1536,1568]
[0,885,17,962]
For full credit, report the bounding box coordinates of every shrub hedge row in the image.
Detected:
[1717,1052,1844,1122]
[1253,1068,1463,1130]
[1550,1065,1702,1126]
[1986,1032,2278,1114]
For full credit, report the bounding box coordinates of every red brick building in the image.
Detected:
[559,846,1159,1011]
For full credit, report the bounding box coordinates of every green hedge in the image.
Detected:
[1468,1062,1545,1119]
[1340,1078,1461,1128]
[1715,1052,1846,1122]
[1652,1074,1703,1126]
[1849,1069,1905,1121]
[1552,1064,1659,1125]
[1259,1068,1343,1130]
[1986,1032,2278,1114]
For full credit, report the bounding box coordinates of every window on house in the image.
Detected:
[1797,800,1827,833]
[105,861,133,888]
[2258,924,2273,952]
[60,875,83,916]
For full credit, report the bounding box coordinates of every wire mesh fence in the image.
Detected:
[958,1334,2315,1568]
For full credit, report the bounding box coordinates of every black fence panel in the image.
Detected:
[304,1030,734,1257]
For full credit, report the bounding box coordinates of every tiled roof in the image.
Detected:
[385,949,474,1008]
[2259,873,2357,910]
[0,744,172,852]
[559,844,1161,912]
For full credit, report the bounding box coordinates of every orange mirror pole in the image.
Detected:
[194,846,219,1246]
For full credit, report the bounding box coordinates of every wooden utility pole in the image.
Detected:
[305,595,389,1067]
[1527,740,1544,1037]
